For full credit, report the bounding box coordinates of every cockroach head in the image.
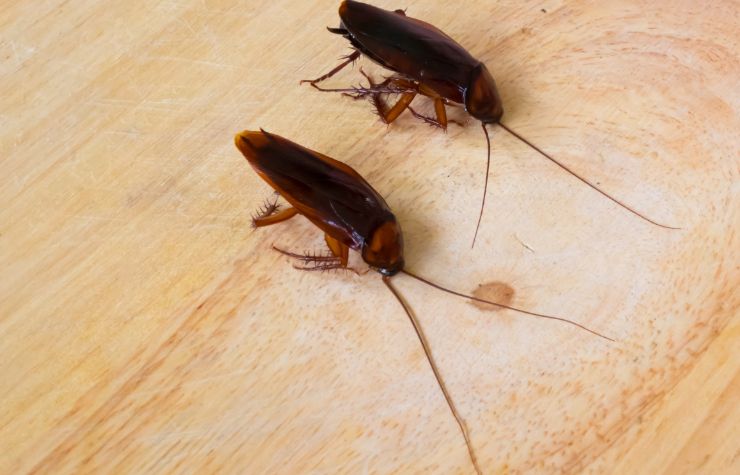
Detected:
[362,217,405,277]
[465,63,504,124]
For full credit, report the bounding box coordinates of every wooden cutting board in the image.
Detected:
[1,0,737,473]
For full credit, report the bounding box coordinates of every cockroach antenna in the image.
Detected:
[472,123,491,248]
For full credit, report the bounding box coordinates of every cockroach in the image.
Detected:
[301,0,678,247]
[235,129,613,475]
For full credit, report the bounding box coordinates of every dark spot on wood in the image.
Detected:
[541,8,547,13]
[470,281,515,311]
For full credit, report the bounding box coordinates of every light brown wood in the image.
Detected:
[1,1,737,474]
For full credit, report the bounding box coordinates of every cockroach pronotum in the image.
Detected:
[235,129,613,475]
[301,0,679,246]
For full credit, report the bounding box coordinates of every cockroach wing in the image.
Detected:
[339,0,480,102]
[236,130,395,251]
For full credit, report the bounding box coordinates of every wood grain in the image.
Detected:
[1,0,737,473]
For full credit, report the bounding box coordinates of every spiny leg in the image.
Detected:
[253,207,298,228]
[359,72,427,125]
[408,106,444,129]
[272,245,342,271]
[272,245,338,262]
[434,97,448,129]
[408,98,466,131]
[307,82,406,99]
[359,68,416,89]
[272,237,358,274]
[307,69,413,99]
[251,195,279,220]
[352,72,416,124]
[252,193,298,228]
[251,195,298,228]
[306,64,421,125]
[373,90,418,125]
[407,96,448,130]
[300,50,361,85]
[324,234,349,267]
[295,263,350,273]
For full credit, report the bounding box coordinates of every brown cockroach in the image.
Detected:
[301,0,678,246]
[235,129,613,475]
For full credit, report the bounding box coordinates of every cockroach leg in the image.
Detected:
[407,102,466,132]
[324,234,349,267]
[362,70,416,93]
[373,73,417,92]
[272,245,359,275]
[407,97,449,130]
[310,70,413,99]
[294,263,359,274]
[433,98,448,129]
[357,67,375,84]
[256,195,280,214]
[372,91,418,125]
[300,50,361,85]
[307,69,419,118]
[308,82,406,98]
[434,99,465,127]
[251,195,280,225]
[356,73,424,125]
[272,245,337,262]
[407,106,445,130]
[252,204,298,228]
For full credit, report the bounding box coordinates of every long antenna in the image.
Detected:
[401,269,614,341]
[472,123,491,248]
[497,122,679,230]
[383,276,483,475]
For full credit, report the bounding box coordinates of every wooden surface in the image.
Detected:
[1,1,738,473]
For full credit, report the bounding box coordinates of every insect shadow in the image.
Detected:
[301,0,680,247]
[235,129,613,475]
